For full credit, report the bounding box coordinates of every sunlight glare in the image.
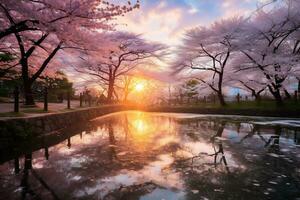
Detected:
[133,119,147,134]
[135,83,144,92]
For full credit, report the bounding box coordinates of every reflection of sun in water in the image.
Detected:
[135,83,144,92]
[133,119,148,134]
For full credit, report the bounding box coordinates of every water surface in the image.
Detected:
[0,111,300,200]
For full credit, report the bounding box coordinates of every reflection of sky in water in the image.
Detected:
[0,111,300,200]
[75,154,183,198]
[141,188,186,200]
[222,129,239,141]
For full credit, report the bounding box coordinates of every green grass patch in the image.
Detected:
[0,97,12,103]
[0,112,25,117]
[22,108,51,113]
[173,100,300,110]
[226,100,300,110]
[59,108,77,112]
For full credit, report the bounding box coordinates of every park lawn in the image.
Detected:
[60,108,77,112]
[0,108,51,117]
[225,101,300,110]
[0,107,85,118]
[0,112,25,117]
[176,100,300,111]
[22,108,51,114]
[0,97,12,103]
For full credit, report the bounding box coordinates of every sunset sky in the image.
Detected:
[69,0,273,89]
[118,0,270,45]
[107,0,270,84]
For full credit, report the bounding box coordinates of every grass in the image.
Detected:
[0,97,12,103]
[0,108,51,117]
[225,100,300,110]
[0,107,79,118]
[61,108,76,111]
[0,112,25,117]
[0,104,103,118]
[169,100,300,110]
[22,108,51,113]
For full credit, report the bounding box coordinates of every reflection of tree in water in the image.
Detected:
[0,121,90,164]
[4,114,300,200]
[44,147,49,160]
[19,153,61,200]
[107,120,118,162]
[265,127,281,153]
[239,124,300,155]
[210,121,229,172]
[2,113,183,200]
[103,182,158,200]
[294,129,300,145]
[238,123,298,176]
[176,120,230,173]
[20,154,35,199]
[175,120,252,200]
[0,126,87,199]
[239,123,265,144]
[179,119,300,200]
[14,157,20,174]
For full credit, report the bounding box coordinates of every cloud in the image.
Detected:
[117,1,187,46]
[115,2,260,66]
[73,0,263,85]
[118,0,261,45]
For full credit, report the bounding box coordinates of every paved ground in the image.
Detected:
[0,100,81,113]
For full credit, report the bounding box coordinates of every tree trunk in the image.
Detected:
[23,81,35,105]
[298,79,300,95]
[113,89,119,102]
[107,80,114,103]
[123,92,129,102]
[180,95,183,105]
[269,86,283,106]
[217,71,226,106]
[283,89,291,99]
[274,92,283,106]
[218,92,226,106]
[254,94,261,103]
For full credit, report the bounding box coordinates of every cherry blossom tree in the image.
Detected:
[120,76,134,102]
[0,0,140,40]
[74,32,166,102]
[0,0,140,105]
[180,79,199,104]
[173,17,245,106]
[228,71,267,102]
[173,0,300,106]
[233,0,300,106]
[0,52,17,78]
[116,75,145,102]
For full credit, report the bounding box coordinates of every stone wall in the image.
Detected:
[0,105,128,139]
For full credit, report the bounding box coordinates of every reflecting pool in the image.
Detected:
[0,111,300,200]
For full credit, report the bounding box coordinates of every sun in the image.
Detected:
[135,83,144,92]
